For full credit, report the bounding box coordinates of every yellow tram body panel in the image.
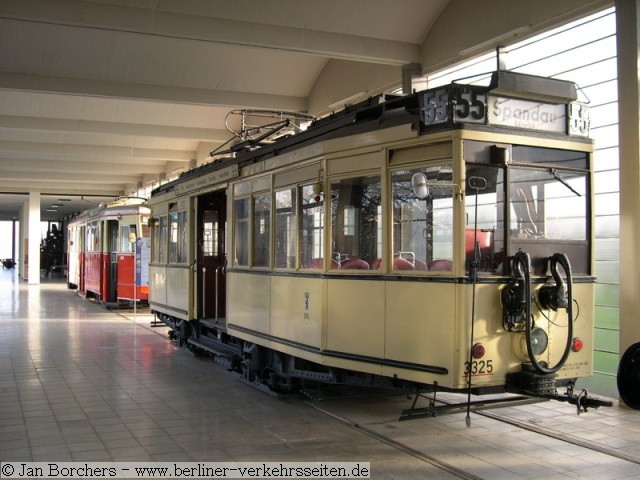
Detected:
[227,273,594,390]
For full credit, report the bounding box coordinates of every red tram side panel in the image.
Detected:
[83,251,104,299]
[117,253,149,302]
[67,199,150,306]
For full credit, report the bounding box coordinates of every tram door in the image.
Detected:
[196,191,227,320]
[107,220,118,303]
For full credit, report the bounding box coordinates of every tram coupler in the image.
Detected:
[551,386,613,415]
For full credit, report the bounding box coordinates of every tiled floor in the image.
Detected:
[1,267,640,479]
[0,270,459,478]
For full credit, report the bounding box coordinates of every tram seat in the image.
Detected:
[428,259,453,271]
[414,259,428,271]
[341,258,370,270]
[465,228,493,267]
[370,258,382,270]
[393,258,415,270]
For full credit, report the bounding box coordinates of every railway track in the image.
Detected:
[479,407,640,466]
[305,390,640,480]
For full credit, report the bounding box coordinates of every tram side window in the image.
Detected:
[234,198,250,266]
[153,216,168,263]
[465,165,504,275]
[300,184,324,269]
[391,165,454,272]
[86,222,100,253]
[120,225,133,253]
[177,212,188,263]
[275,188,297,269]
[169,211,179,263]
[253,193,271,267]
[168,211,188,264]
[331,175,381,270]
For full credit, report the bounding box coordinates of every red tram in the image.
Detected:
[67,198,150,306]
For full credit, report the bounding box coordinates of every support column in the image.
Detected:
[19,203,26,280]
[27,192,41,285]
[617,0,640,352]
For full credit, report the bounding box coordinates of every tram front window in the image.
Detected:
[465,145,590,276]
[392,165,454,272]
[509,167,587,241]
[465,165,504,275]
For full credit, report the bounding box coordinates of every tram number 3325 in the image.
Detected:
[464,359,494,376]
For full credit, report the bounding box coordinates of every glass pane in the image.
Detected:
[465,165,504,274]
[157,216,168,263]
[330,175,381,270]
[509,168,587,241]
[253,193,271,267]
[275,188,296,268]
[169,211,179,263]
[203,210,218,257]
[119,225,132,253]
[392,165,454,272]
[300,184,324,269]
[178,211,188,263]
[234,198,249,266]
[512,146,588,169]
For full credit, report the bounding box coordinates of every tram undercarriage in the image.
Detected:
[154,309,612,419]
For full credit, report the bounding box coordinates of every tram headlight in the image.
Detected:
[513,327,549,362]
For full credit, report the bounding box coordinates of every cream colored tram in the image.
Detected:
[149,71,607,409]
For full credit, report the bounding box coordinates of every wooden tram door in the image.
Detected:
[107,220,118,303]
[196,191,227,320]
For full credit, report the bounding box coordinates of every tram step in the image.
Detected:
[187,335,237,357]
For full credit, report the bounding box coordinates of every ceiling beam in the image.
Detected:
[0,182,123,196]
[0,141,194,162]
[0,157,167,176]
[0,0,419,66]
[0,72,308,113]
[0,112,231,145]
[0,170,139,185]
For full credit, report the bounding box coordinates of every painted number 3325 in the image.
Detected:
[464,359,494,375]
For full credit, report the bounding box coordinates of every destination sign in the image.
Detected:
[420,84,590,137]
[488,96,566,133]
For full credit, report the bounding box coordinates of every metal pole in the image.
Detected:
[133,238,137,322]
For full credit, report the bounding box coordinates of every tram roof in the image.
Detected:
[151,71,588,198]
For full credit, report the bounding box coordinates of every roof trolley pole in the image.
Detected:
[466,176,488,427]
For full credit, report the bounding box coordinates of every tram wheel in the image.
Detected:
[618,341,640,410]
